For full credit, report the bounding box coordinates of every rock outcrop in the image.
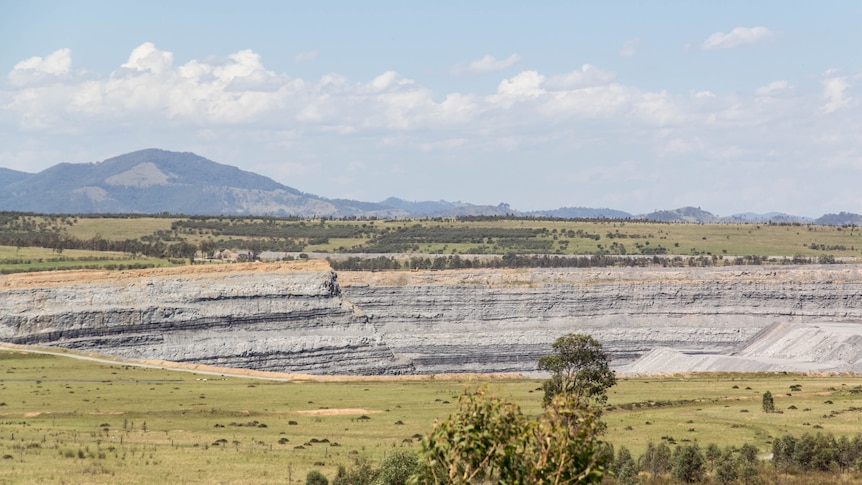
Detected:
[337,265,862,374]
[0,262,412,375]
[2,262,862,375]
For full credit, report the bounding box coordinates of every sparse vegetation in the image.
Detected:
[0,212,859,274]
[1,350,862,482]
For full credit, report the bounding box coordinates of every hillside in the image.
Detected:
[0,167,30,187]
[0,149,404,217]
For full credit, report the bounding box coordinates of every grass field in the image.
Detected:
[5,214,862,261]
[61,217,176,241]
[2,350,862,483]
[0,246,176,274]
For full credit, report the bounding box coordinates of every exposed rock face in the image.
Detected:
[0,262,412,375]
[337,265,862,374]
[2,263,862,375]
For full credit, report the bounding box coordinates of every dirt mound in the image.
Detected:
[624,322,862,373]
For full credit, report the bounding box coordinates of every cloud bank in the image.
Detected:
[1,42,860,215]
[451,54,521,75]
[701,26,774,50]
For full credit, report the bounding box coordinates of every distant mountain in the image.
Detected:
[378,198,464,215]
[639,206,719,223]
[378,198,517,217]
[0,167,31,188]
[530,206,632,219]
[0,149,403,217]
[815,212,862,226]
[1,150,860,222]
[724,212,814,224]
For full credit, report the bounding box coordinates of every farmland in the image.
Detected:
[2,349,862,483]
[0,212,860,274]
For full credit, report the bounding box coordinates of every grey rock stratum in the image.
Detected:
[2,262,862,375]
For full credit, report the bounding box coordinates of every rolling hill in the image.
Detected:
[1,149,860,223]
[0,149,403,217]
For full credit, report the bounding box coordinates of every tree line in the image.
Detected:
[326,253,840,272]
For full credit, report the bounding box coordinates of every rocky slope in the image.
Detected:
[337,265,862,374]
[0,262,411,375]
[2,263,862,375]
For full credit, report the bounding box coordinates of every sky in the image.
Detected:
[2,1,861,217]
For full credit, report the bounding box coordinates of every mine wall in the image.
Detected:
[1,262,862,374]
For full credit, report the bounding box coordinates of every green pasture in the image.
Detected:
[4,213,862,259]
[111,216,862,257]
[2,350,862,483]
[0,246,175,273]
[61,217,176,241]
[604,374,862,457]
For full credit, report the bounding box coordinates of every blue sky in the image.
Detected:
[2,1,861,216]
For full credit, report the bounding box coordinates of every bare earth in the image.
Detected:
[295,408,382,416]
[0,260,332,289]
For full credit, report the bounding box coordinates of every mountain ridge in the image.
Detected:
[1,149,860,224]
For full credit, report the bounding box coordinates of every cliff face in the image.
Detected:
[0,262,412,375]
[2,263,862,375]
[337,266,862,374]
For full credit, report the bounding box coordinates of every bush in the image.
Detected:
[713,449,738,485]
[417,387,609,484]
[376,450,418,485]
[613,446,639,485]
[306,470,328,485]
[640,441,671,477]
[671,443,705,483]
[762,390,775,413]
[332,456,378,485]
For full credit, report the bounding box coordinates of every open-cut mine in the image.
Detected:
[2,261,862,374]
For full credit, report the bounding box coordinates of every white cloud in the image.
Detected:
[701,26,774,50]
[487,71,546,107]
[4,43,862,216]
[14,48,71,75]
[822,70,850,113]
[368,71,410,92]
[756,80,791,96]
[121,42,173,73]
[8,48,73,85]
[293,50,319,63]
[630,90,683,126]
[545,64,615,90]
[451,54,520,75]
[619,38,642,57]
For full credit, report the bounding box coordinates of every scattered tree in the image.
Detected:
[376,450,418,485]
[537,333,616,407]
[640,441,672,478]
[612,446,639,485]
[332,456,378,485]
[417,387,610,484]
[671,443,705,483]
[306,470,329,485]
[762,390,775,413]
[713,449,738,485]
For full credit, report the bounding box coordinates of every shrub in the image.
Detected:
[671,443,705,483]
[640,441,672,477]
[713,449,737,485]
[417,387,609,484]
[762,390,775,413]
[332,456,378,485]
[376,450,418,485]
[306,470,328,485]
